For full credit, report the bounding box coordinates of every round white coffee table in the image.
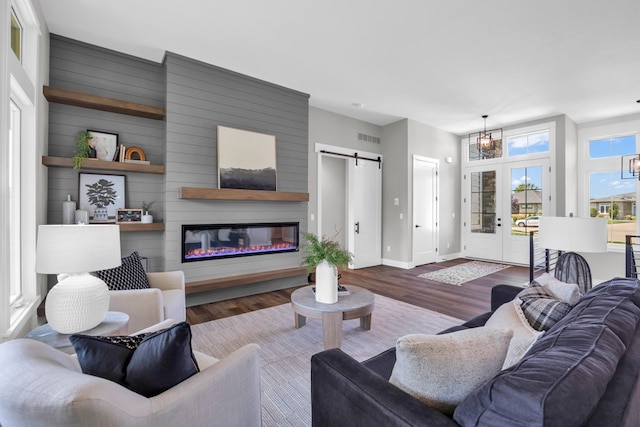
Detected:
[290,285,375,349]
[26,311,130,354]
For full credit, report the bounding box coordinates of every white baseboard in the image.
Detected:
[381,258,413,269]
[437,252,462,262]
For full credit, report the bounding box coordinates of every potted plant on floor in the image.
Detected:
[302,232,352,304]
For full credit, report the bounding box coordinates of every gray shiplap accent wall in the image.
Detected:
[46,37,310,295]
[163,53,309,283]
[47,35,166,271]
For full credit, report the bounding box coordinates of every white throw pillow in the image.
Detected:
[485,300,544,369]
[389,327,513,415]
[533,272,581,305]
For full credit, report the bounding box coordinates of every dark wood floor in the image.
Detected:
[186,259,530,325]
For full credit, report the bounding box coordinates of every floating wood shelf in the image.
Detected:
[118,222,165,232]
[42,156,165,174]
[179,187,309,202]
[43,86,165,120]
[186,266,307,294]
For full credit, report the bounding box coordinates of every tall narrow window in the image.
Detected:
[589,171,635,244]
[10,9,22,62]
[470,171,497,233]
[9,100,22,305]
[587,134,637,245]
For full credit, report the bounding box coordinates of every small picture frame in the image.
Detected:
[116,208,143,223]
[88,130,119,162]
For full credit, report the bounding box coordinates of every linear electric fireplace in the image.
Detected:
[182,222,299,262]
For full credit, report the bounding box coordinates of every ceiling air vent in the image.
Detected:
[358,133,381,144]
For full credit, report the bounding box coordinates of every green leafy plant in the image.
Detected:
[301,232,353,273]
[85,179,117,208]
[142,200,155,214]
[73,130,93,169]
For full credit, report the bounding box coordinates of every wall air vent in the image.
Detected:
[358,133,381,144]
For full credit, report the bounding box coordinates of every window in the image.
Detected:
[511,166,543,235]
[507,131,550,157]
[589,168,636,244]
[9,100,21,305]
[10,8,22,62]
[589,135,636,159]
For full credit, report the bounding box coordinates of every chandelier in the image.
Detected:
[621,154,640,180]
[469,115,503,157]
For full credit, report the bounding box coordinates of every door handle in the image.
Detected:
[415,224,422,228]
[355,222,360,234]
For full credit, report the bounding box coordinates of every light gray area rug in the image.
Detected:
[191,294,462,427]
[418,261,511,285]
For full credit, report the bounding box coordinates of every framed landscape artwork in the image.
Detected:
[217,125,277,191]
[78,173,126,223]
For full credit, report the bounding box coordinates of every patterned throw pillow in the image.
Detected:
[95,251,150,291]
[517,284,572,332]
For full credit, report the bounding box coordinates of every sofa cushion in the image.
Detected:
[485,300,543,369]
[453,277,640,427]
[389,327,513,415]
[70,321,199,397]
[517,284,573,332]
[95,251,150,291]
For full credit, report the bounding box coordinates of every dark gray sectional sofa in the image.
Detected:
[311,278,640,426]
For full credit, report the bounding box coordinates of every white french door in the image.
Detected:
[464,165,504,260]
[464,159,551,264]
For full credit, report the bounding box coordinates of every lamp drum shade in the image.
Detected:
[35,225,122,274]
[538,217,607,253]
[36,225,121,334]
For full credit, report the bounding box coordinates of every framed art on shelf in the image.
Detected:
[78,173,126,223]
[88,130,119,162]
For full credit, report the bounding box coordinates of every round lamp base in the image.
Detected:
[45,274,110,334]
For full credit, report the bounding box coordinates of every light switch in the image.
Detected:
[393,198,399,206]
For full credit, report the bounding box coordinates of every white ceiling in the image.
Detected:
[38,0,640,135]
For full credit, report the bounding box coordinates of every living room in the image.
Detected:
[1,1,640,425]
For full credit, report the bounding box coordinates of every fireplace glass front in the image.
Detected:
[182,222,299,262]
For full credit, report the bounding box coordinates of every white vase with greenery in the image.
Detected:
[302,232,353,304]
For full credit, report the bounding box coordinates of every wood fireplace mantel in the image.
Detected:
[179,187,309,202]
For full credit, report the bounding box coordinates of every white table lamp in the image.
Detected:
[538,216,607,293]
[538,216,608,253]
[35,224,121,334]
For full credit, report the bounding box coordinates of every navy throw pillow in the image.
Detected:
[70,322,199,397]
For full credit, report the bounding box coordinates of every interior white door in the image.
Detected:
[348,157,382,268]
[464,165,503,261]
[412,156,438,266]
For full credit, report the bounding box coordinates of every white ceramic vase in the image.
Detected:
[141,213,153,224]
[315,260,338,304]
